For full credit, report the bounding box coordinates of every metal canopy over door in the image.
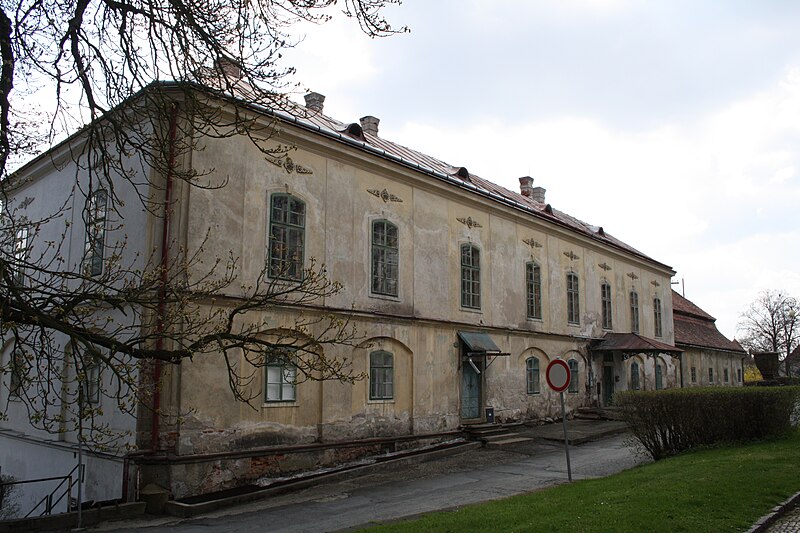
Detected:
[457,331,510,421]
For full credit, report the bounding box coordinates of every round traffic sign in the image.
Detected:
[546,359,571,393]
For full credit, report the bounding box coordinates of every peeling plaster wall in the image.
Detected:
[681,347,745,387]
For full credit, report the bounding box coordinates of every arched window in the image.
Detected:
[83,189,108,277]
[526,357,540,394]
[568,359,579,393]
[629,290,640,334]
[630,361,640,390]
[653,297,663,338]
[461,244,480,309]
[526,262,542,319]
[566,272,580,324]
[601,282,613,330]
[369,350,394,400]
[268,194,306,280]
[655,362,663,390]
[371,220,399,296]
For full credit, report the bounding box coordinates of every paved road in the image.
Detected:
[94,433,644,533]
[766,504,800,532]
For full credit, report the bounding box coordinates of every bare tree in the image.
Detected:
[738,289,800,376]
[0,0,406,448]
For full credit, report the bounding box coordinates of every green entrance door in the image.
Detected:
[461,360,481,419]
[602,363,615,406]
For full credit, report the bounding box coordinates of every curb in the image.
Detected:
[745,490,800,533]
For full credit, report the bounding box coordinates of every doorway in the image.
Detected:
[461,359,482,420]
[602,354,615,406]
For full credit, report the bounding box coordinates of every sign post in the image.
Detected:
[546,359,573,482]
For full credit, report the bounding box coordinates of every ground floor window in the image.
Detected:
[708,367,714,384]
[265,362,296,402]
[630,361,640,390]
[724,368,729,383]
[526,357,540,394]
[655,362,663,390]
[691,366,697,383]
[568,359,579,393]
[737,368,743,382]
[369,350,394,400]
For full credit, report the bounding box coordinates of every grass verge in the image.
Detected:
[361,429,800,533]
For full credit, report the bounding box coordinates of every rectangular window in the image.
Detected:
[526,263,542,319]
[460,245,480,309]
[601,282,613,330]
[737,368,742,382]
[724,368,729,383]
[83,189,108,276]
[526,357,540,394]
[265,362,297,402]
[371,221,399,296]
[369,351,394,400]
[630,361,640,390]
[567,273,580,324]
[9,351,25,396]
[630,290,640,334]
[653,297,663,338]
[708,367,714,384]
[691,366,697,383]
[12,227,29,285]
[655,363,663,390]
[568,359,579,393]
[268,194,305,280]
[84,361,101,405]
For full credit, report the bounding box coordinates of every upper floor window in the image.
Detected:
[526,262,542,319]
[9,351,25,396]
[601,282,613,330]
[12,227,29,285]
[653,297,663,338]
[371,221,399,296]
[83,359,101,405]
[369,350,394,400]
[268,194,305,280]
[630,290,640,334]
[568,359,579,393]
[566,272,580,324]
[460,244,481,309]
[630,361,640,390]
[526,357,540,394]
[83,189,108,277]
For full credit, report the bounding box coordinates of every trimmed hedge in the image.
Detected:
[616,386,800,460]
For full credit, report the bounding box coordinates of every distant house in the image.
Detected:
[785,346,800,378]
[672,290,747,386]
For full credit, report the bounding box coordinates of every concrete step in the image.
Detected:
[485,436,533,448]
[482,432,519,442]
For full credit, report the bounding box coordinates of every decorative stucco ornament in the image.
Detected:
[456,217,482,229]
[367,188,403,203]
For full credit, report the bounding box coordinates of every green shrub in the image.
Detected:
[616,386,800,460]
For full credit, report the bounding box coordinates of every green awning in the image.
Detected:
[458,331,509,356]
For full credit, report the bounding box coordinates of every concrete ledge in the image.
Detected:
[164,440,481,518]
[0,502,146,532]
[745,490,800,533]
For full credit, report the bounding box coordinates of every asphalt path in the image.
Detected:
[95,433,646,533]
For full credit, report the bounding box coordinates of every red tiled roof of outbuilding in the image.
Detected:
[672,290,746,353]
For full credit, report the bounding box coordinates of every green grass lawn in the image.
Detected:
[360,430,800,533]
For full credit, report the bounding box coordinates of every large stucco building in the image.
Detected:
[2,81,706,506]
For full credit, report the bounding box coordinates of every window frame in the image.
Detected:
[84,360,101,405]
[526,262,543,320]
[460,244,481,310]
[630,361,640,390]
[708,367,714,384]
[691,366,697,383]
[264,359,297,403]
[371,220,399,297]
[567,359,579,394]
[83,189,108,277]
[724,368,729,383]
[653,297,663,338]
[566,272,580,325]
[268,193,306,281]
[601,281,613,330]
[369,350,394,401]
[526,357,540,394]
[12,227,29,285]
[629,290,640,334]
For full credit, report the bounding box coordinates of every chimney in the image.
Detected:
[304,92,325,113]
[531,187,546,203]
[360,116,380,137]
[519,176,534,197]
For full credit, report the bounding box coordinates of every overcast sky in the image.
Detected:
[284,0,800,339]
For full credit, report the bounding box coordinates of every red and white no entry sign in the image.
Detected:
[546,359,571,393]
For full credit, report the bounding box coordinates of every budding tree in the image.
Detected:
[0,0,406,448]
[738,289,800,376]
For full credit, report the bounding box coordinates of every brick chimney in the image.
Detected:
[304,92,325,113]
[519,176,534,197]
[360,116,380,137]
[531,187,546,203]
[216,57,242,79]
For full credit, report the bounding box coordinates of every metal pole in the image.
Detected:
[560,391,572,482]
[77,386,84,529]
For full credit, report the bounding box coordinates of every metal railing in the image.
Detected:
[0,463,83,518]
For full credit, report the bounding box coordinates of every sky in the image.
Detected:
[280,0,800,340]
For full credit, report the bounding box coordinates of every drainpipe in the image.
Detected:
[151,102,180,453]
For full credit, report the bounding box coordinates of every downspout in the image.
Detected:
[151,102,180,453]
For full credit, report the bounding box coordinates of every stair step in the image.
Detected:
[486,437,533,447]
[482,432,519,442]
